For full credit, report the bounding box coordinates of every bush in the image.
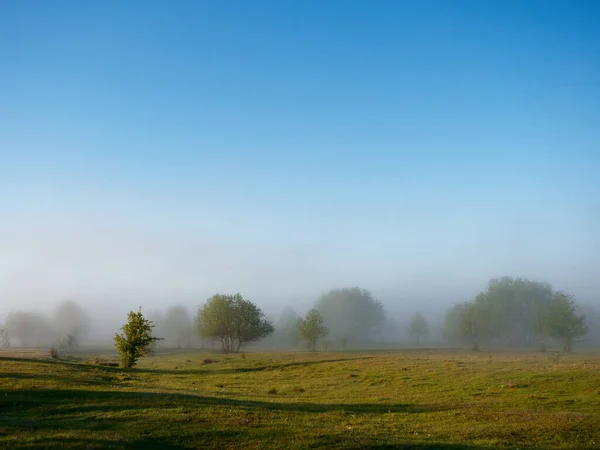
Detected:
[49,345,59,359]
[267,387,277,394]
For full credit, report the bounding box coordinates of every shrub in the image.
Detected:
[49,345,59,359]
[267,387,277,394]
[114,309,161,368]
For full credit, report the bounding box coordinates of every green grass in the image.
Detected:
[1,348,599,449]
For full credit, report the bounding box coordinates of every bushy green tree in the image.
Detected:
[444,277,589,351]
[473,277,553,347]
[300,309,329,351]
[315,287,385,344]
[407,312,429,345]
[545,293,588,352]
[444,302,484,350]
[196,294,274,353]
[114,309,160,368]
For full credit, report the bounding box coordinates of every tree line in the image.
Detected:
[444,277,588,352]
[1,276,597,369]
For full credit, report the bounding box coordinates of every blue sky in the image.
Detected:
[1,1,599,317]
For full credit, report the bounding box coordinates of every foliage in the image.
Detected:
[52,300,91,347]
[545,292,588,352]
[472,277,553,347]
[49,345,59,359]
[3,311,54,348]
[444,277,589,351]
[275,306,303,347]
[444,302,484,350]
[114,309,161,368]
[407,312,429,345]
[315,287,385,343]
[196,294,274,353]
[159,305,194,348]
[58,334,79,351]
[299,309,329,351]
[0,327,10,349]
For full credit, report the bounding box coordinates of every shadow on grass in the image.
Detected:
[2,436,190,449]
[0,389,510,450]
[0,371,123,388]
[1,388,439,416]
[0,355,366,376]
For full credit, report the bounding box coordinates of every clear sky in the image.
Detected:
[1,1,599,320]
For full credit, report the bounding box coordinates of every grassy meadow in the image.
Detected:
[1,348,599,449]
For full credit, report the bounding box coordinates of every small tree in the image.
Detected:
[114,309,161,368]
[58,334,78,351]
[545,293,588,352]
[407,312,429,345]
[300,309,329,351]
[0,327,10,349]
[196,294,274,353]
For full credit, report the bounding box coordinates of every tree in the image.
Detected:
[407,312,429,345]
[159,305,194,348]
[195,294,274,353]
[52,300,91,349]
[444,302,484,350]
[545,292,588,352]
[472,277,553,347]
[4,311,54,348]
[300,309,329,351]
[114,309,161,368]
[315,287,385,344]
[276,306,303,347]
[0,327,9,349]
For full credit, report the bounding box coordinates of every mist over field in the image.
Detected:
[1,222,599,346]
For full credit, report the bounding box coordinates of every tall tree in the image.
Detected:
[160,305,194,348]
[276,306,303,347]
[407,312,429,345]
[300,309,329,351]
[315,287,385,343]
[52,300,91,349]
[444,302,484,350]
[474,277,553,347]
[196,294,274,353]
[545,292,588,352]
[114,309,161,368]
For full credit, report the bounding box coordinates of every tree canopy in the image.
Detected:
[444,277,588,351]
[315,287,385,343]
[159,305,195,348]
[52,300,91,349]
[300,309,329,351]
[196,294,274,353]
[407,312,429,345]
[4,311,54,348]
[545,292,587,352]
